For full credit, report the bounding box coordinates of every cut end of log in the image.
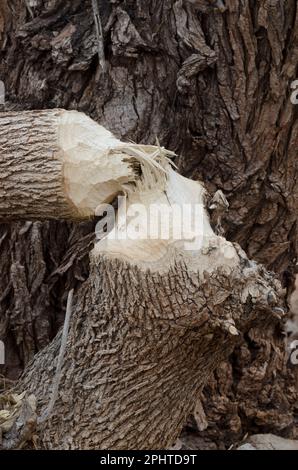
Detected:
[58,110,134,216]
[93,165,239,274]
[59,110,178,218]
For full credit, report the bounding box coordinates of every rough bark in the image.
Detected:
[16,235,285,449]
[0,110,82,220]
[0,0,297,448]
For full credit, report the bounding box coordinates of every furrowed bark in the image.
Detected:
[16,233,285,450]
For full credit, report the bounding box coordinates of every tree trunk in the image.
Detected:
[0,0,297,448]
[15,247,284,450]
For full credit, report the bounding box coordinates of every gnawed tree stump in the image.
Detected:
[0,110,287,449]
[17,252,284,450]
